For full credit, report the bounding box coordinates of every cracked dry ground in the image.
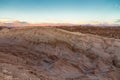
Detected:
[0,27,120,80]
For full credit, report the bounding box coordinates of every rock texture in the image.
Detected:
[0,27,120,80]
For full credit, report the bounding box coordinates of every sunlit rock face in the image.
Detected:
[0,27,120,80]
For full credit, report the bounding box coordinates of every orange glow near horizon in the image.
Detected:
[0,18,118,27]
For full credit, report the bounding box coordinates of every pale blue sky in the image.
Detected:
[0,0,120,24]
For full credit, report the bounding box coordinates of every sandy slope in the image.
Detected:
[0,27,120,80]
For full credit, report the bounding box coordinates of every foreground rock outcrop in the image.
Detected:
[0,27,120,80]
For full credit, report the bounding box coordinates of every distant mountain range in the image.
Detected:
[0,21,77,27]
[0,21,120,27]
[0,21,28,27]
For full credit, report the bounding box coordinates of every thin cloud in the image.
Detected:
[115,19,120,23]
[115,4,120,9]
[0,18,14,20]
[0,18,17,22]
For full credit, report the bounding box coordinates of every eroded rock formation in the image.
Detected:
[0,27,120,80]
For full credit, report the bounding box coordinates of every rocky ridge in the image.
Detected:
[0,27,120,80]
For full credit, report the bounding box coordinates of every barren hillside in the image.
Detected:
[56,26,120,39]
[0,27,120,80]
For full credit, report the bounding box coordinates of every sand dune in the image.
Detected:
[0,27,120,80]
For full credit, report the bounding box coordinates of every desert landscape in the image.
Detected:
[0,0,120,80]
[0,26,120,80]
